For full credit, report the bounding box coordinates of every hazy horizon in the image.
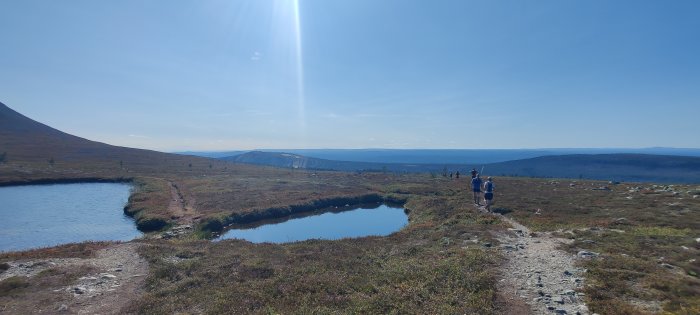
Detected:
[2,0,699,151]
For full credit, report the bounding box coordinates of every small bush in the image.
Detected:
[137,217,169,232]
[0,262,10,272]
[0,277,29,297]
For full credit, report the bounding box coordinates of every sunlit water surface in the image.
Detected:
[0,183,141,252]
[217,204,408,244]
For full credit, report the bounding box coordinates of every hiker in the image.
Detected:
[471,168,478,178]
[483,177,495,212]
[450,172,453,179]
[471,174,483,205]
[455,171,460,179]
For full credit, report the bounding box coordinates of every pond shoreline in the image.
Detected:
[200,193,409,236]
[0,177,133,187]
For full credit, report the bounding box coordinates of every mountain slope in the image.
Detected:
[0,101,211,171]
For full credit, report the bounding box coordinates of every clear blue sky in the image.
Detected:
[1,0,699,151]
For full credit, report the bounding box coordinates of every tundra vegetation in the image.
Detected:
[1,157,698,314]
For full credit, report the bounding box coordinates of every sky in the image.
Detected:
[1,0,699,151]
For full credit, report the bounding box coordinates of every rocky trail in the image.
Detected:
[1,242,148,314]
[484,205,593,315]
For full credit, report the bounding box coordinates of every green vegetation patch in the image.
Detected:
[630,226,691,237]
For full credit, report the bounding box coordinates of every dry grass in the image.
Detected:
[0,241,114,260]
[494,177,700,314]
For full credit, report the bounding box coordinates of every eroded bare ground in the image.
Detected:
[0,242,147,314]
[492,209,592,315]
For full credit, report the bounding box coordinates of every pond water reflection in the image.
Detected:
[0,183,141,252]
[217,203,408,243]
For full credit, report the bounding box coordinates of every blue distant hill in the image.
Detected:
[221,151,700,184]
[182,148,700,164]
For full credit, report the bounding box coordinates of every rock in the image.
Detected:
[660,263,675,269]
[611,217,631,225]
[563,270,573,276]
[79,276,98,281]
[577,250,599,259]
[555,309,567,314]
[501,244,517,251]
[101,273,117,279]
[73,286,87,294]
[481,242,492,248]
[564,289,576,295]
[552,296,565,304]
[547,305,556,310]
[57,304,68,312]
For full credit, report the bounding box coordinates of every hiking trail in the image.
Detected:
[482,205,592,315]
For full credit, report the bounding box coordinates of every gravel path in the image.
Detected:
[493,211,592,315]
[1,242,148,314]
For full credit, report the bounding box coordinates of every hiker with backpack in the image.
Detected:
[471,174,483,205]
[483,177,495,212]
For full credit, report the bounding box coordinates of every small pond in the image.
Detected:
[216,203,409,243]
[0,183,142,252]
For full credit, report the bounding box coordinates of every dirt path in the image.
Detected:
[486,207,592,315]
[167,181,188,220]
[1,242,148,314]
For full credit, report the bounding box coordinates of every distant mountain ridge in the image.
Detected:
[223,151,700,183]
[187,147,700,164]
[485,154,700,183]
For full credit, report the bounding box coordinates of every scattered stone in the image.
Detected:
[73,286,87,294]
[79,276,98,281]
[577,250,599,259]
[553,296,565,304]
[100,273,117,279]
[564,289,576,295]
[555,309,568,314]
[611,217,631,225]
[660,263,675,269]
[563,270,573,276]
[481,242,492,248]
[501,244,517,251]
[57,304,68,312]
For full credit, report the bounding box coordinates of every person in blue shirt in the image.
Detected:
[483,177,495,212]
[471,174,483,205]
